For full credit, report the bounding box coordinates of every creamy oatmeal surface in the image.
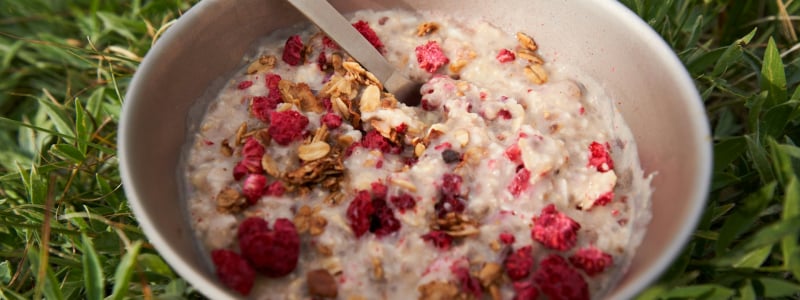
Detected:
[184,9,652,300]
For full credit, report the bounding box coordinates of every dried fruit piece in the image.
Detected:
[496,49,516,63]
[531,204,581,251]
[508,167,531,197]
[234,137,266,179]
[216,187,246,213]
[346,190,375,238]
[588,141,614,172]
[237,80,253,90]
[237,217,269,240]
[352,20,385,52]
[593,190,614,207]
[211,249,255,296]
[533,254,589,300]
[499,232,516,245]
[370,197,401,237]
[505,143,522,164]
[569,247,613,276]
[390,193,416,212]
[421,231,453,250]
[240,218,300,277]
[321,113,343,129]
[242,174,267,204]
[440,173,463,196]
[265,180,285,197]
[416,22,440,36]
[268,110,309,145]
[307,269,338,298]
[452,266,482,298]
[415,40,450,73]
[251,74,284,122]
[441,149,462,164]
[504,245,534,281]
[282,35,304,66]
[418,281,460,300]
[511,279,540,300]
[361,130,401,154]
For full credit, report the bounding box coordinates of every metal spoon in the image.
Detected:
[286,0,422,105]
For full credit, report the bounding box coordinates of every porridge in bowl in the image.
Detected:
[184,9,652,300]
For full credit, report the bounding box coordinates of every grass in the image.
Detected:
[0,0,799,299]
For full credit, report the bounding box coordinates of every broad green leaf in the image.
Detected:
[783,177,800,280]
[760,37,787,108]
[37,90,75,138]
[74,99,92,154]
[762,101,798,139]
[27,248,64,300]
[768,137,795,187]
[110,240,143,300]
[138,253,175,278]
[0,260,11,284]
[661,284,735,299]
[757,277,800,297]
[49,143,86,164]
[745,135,774,183]
[732,244,771,268]
[712,28,756,76]
[87,87,106,120]
[81,234,104,300]
[716,181,776,254]
[712,216,800,266]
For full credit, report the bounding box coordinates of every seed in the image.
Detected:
[442,149,462,164]
[524,64,548,85]
[360,84,381,113]
[517,49,544,64]
[516,32,538,51]
[298,141,331,161]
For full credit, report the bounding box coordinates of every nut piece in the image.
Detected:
[524,64,548,85]
[415,143,426,157]
[359,84,381,113]
[298,141,331,161]
[235,122,248,146]
[416,22,440,36]
[215,187,246,213]
[246,55,276,74]
[371,257,384,280]
[448,59,468,74]
[418,281,460,300]
[309,215,328,236]
[516,32,538,51]
[477,263,502,287]
[307,269,338,298]
[220,139,233,157]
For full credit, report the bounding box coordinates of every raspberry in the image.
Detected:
[451,266,482,298]
[533,254,589,300]
[370,198,401,237]
[588,141,614,172]
[390,193,416,213]
[265,73,282,90]
[498,109,513,120]
[265,181,285,197]
[415,40,449,73]
[268,110,309,145]
[317,51,327,71]
[235,138,265,177]
[240,218,300,277]
[242,174,267,204]
[434,194,466,218]
[352,20,384,53]
[508,167,531,197]
[421,99,438,111]
[322,35,339,49]
[211,249,255,295]
[512,279,539,300]
[505,144,522,164]
[496,48,516,63]
[361,130,401,154]
[531,204,581,251]
[237,80,253,90]
[441,173,463,196]
[282,35,304,66]
[370,181,388,201]
[232,163,249,181]
[322,98,332,112]
[346,190,375,238]
[593,190,614,207]
[237,217,269,240]
[500,232,516,245]
[395,123,408,134]
[569,247,613,276]
[421,231,453,250]
[504,245,534,281]
[441,149,462,164]
[321,113,342,129]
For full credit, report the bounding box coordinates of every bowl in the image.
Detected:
[119,0,712,299]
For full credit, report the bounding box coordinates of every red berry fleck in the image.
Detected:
[322,36,339,49]
[321,113,342,129]
[251,94,283,122]
[533,255,589,300]
[415,41,449,73]
[211,249,255,295]
[236,138,265,176]
[233,163,249,181]
[237,217,269,240]
[265,181,285,197]
[346,190,375,238]
[512,279,540,300]
[390,193,416,213]
[452,266,482,298]
[498,109,512,120]
[370,181,388,200]
[282,35,304,66]
[500,232,516,245]
[239,218,300,277]
[569,247,613,276]
[317,51,327,71]
[504,245,535,281]
[322,98,332,112]
[361,130,401,154]
[268,110,309,145]
[395,123,408,134]
[352,20,384,53]
[421,99,438,111]
[505,144,522,164]
[242,174,267,204]
[421,231,453,250]
[588,141,614,172]
[441,173,463,196]
[508,167,531,197]
[370,198,401,237]
[435,194,466,218]
[496,48,516,63]
[531,204,581,251]
[237,80,253,90]
[266,73,282,89]
[593,190,614,207]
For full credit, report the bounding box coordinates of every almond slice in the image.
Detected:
[298,141,331,161]
[359,84,381,113]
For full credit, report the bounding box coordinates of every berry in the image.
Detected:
[497,109,513,120]
[265,73,282,90]
[441,173,463,196]
[512,279,539,300]
[240,218,300,277]
[237,217,269,240]
[421,99,438,111]
[500,232,516,245]
[235,138,265,176]
[508,167,531,197]
[531,204,581,251]
[452,266,482,298]
[434,194,466,218]
[441,149,462,164]
[361,130,401,154]
[237,80,253,90]
[505,144,522,164]
[593,190,614,207]
[395,123,408,134]
[268,110,309,145]
[317,51,327,71]
[242,174,267,204]
[265,180,285,197]
[322,35,339,49]
[321,113,342,129]
[352,20,384,53]
[569,247,614,276]
[504,245,534,281]
[588,141,614,172]
[211,249,255,295]
[533,254,589,300]
[415,41,449,73]
[421,231,453,250]
[346,190,375,238]
[282,35,304,66]
[370,198,401,237]
[390,193,416,213]
[496,48,516,63]
[370,181,388,201]
[232,163,249,181]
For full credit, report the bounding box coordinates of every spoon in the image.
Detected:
[286,0,422,105]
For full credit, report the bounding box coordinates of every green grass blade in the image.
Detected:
[27,247,65,300]
[783,176,800,280]
[712,216,800,266]
[110,240,143,300]
[81,233,104,300]
[74,99,91,154]
[716,181,776,254]
[760,38,787,108]
[757,277,800,297]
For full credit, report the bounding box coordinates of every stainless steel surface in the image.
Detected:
[286,0,421,105]
[119,1,712,299]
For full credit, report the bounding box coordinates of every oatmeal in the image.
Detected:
[184,9,652,300]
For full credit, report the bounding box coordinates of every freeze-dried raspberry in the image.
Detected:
[593,190,614,207]
[321,113,342,129]
[268,110,309,145]
[346,190,375,238]
[395,123,408,134]
[211,249,255,295]
[251,95,281,122]
[512,279,539,300]
[496,48,516,63]
[421,99,438,111]
[434,194,466,218]
[421,231,453,250]
[452,266,482,298]
[533,254,589,300]
[505,144,522,164]
[317,51,327,71]
[282,35,304,66]
[242,174,267,204]
[508,167,531,197]
[441,173,463,196]
[569,247,613,276]
[415,40,449,73]
[504,245,534,281]
[265,73,282,89]
[500,232,516,245]
[232,163,249,181]
[498,109,513,120]
[265,181,285,197]
[352,20,384,53]
[235,138,265,176]
[322,36,339,49]
[237,217,269,240]
[361,130,401,154]
[237,80,253,90]
[531,204,581,251]
[390,193,416,213]
[588,141,614,172]
[240,218,300,277]
[370,181,388,201]
[370,198,401,237]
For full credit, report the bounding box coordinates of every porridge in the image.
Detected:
[184,9,652,300]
